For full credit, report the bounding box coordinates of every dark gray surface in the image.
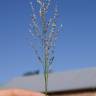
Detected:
[3,67,96,92]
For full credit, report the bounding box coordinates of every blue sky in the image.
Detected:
[0,0,96,84]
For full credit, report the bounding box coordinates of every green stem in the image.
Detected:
[41,8,48,96]
[44,61,48,96]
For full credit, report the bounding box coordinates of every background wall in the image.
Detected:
[48,91,96,96]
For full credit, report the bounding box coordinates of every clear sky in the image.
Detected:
[0,0,96,84]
